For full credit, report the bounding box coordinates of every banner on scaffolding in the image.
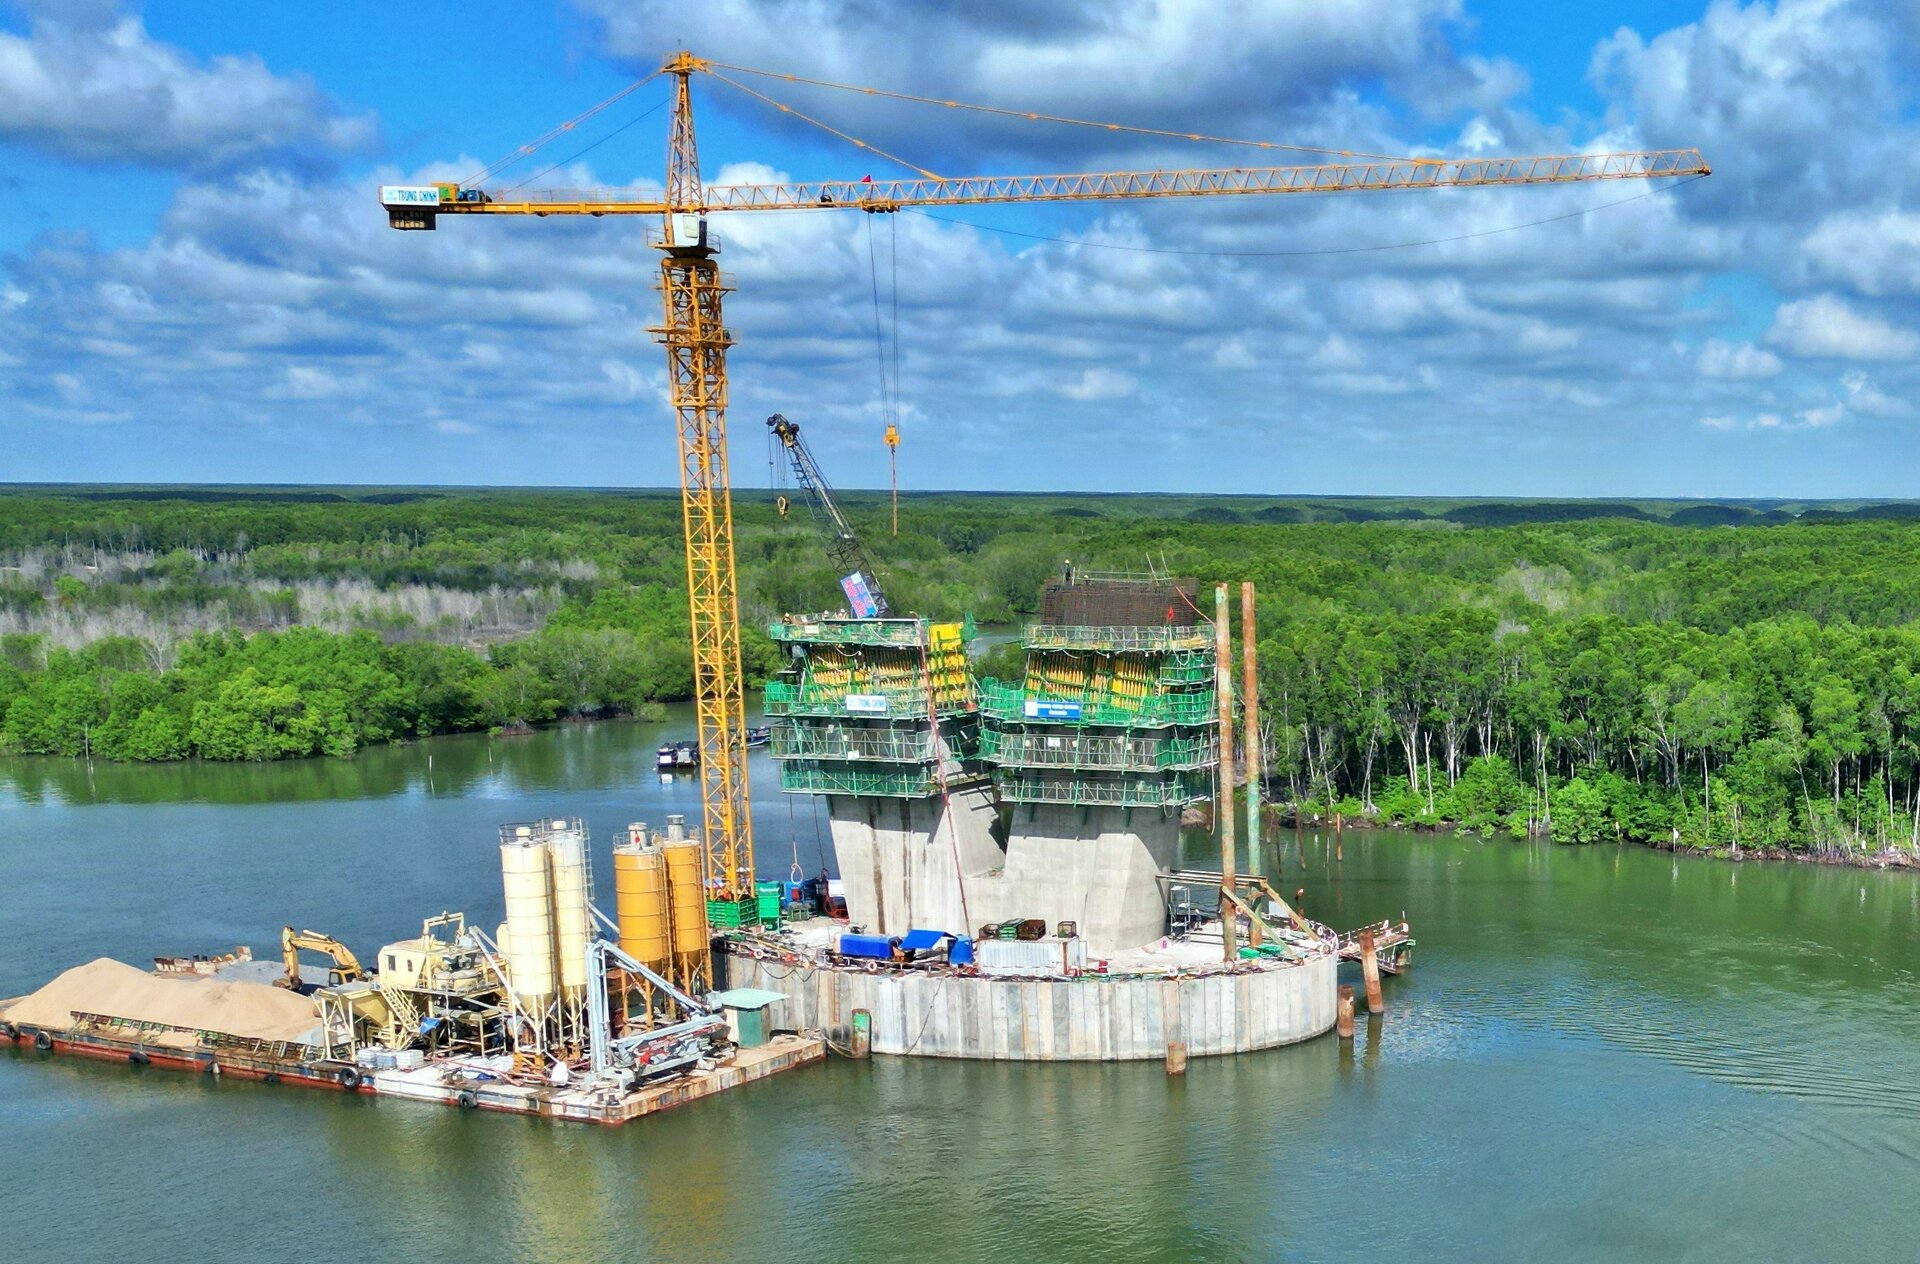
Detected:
[841,571,880,618]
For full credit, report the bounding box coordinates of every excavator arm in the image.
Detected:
[278,927,364,989]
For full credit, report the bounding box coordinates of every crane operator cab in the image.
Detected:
[666,213,711,256]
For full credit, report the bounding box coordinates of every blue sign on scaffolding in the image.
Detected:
[841,571,880,618]
[1024,699,1082,721]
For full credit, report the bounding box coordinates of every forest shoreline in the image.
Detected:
[1279,805,1920,872]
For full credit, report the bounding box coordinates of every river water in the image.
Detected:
[4,713,1918,1262]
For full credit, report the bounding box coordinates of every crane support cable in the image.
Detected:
[508,98,668,191]
[707,70,944,180]
[702,59,1435,165]
[906,172,1711,259]
[463,69,662,187]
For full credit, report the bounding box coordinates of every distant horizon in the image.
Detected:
[1,483,1916,504]
[5,484,1919,516]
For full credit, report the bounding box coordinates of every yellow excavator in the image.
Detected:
[277,927,364,990]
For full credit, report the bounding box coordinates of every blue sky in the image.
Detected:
[3,0,1918,496]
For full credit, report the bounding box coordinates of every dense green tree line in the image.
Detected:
[8,484,1920,855]
[1258,610,1920,854]
[0,618,694,761]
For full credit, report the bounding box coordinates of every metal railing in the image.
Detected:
[768,617,927,646]
[767,722,944,764]
[767,612,977,646]
[976,680,1215,728]
[1023,624,1211,652]
[978,729,1215,771]
[992,771,1209,808]
[764,680,975,718]
[778,763,943,798]
[1157,648,1215,684]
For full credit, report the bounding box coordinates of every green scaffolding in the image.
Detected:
[977,728,1214,772]
[994,771,1210,808]
[777,762,946,798]
[768,612,978,648]
[768,721,942,763]
[976,679,1215,728]
[1021,624,1210,652]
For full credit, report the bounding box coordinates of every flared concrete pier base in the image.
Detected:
[720,943,1337,1061]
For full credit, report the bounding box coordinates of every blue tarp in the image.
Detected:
[836,932,897,959]
[898,929,954,952]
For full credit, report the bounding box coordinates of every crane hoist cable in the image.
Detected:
[890,212,901,431]
[865,215,900,438]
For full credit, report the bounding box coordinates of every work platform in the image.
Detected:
[1337,919,1415,975]
[360,1034,825,1123]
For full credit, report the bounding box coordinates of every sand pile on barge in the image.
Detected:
[1,958,321,1047]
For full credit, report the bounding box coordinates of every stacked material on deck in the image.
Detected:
[1,958,321,1048]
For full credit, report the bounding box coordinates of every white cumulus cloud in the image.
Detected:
[1696,338,1782,379]
[0,10,375,171]
[1800,208,1920,296]
[1767,294,1920,360]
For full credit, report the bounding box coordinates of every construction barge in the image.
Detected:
[1,818,824,1125]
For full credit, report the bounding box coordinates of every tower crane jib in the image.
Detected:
[381,50,1709,920]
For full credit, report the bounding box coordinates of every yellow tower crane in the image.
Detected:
[382,50,1708,917]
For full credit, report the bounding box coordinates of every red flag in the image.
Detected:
[861,174,872,183]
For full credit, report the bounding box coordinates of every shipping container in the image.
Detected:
[973,937,1087,974]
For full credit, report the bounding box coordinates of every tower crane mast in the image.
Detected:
[767,414,890,618]
[383,49,1708,919]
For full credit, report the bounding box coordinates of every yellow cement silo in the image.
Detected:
[499,831,556,1008]
[663,840,709,961]
[612,839,671,972]
[546,821,592,1001]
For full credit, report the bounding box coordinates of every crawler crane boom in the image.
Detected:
[768,413,890,618]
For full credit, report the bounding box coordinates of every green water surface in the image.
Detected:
[3,714,1917,1262]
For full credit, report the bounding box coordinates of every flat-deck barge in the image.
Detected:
[2,1005,823,1124]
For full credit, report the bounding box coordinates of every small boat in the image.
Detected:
[673,740,698,768]
[656,744,677,771]
[745,725,771,749]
